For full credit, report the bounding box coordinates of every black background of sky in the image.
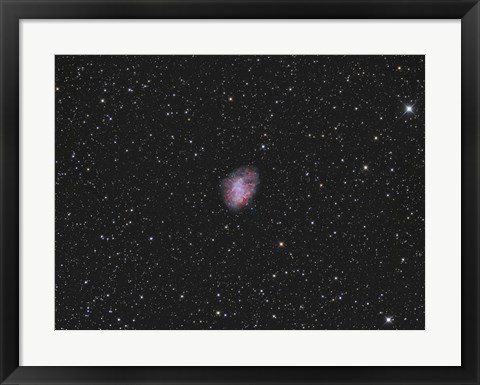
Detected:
[55,55,424,330]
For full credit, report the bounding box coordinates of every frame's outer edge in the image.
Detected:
[461,2,480,384]
[0,0,3,377]
[0,0,20,383]
[0,0,477,19]
[0,1,479,384]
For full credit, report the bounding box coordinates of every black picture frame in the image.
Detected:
[1,0,478,384]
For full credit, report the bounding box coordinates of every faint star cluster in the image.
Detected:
[55,55,425,330]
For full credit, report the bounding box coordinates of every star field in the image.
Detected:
[55,55,425,330]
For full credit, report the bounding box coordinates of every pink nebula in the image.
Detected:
[221,167,259,211]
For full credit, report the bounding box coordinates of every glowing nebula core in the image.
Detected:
[221,167,259,212]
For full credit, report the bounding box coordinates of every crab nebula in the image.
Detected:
[221,167,259,211]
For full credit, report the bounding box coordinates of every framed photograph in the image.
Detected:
[1,0,478,384]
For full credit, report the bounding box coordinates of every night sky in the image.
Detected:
[55,55,425,330]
